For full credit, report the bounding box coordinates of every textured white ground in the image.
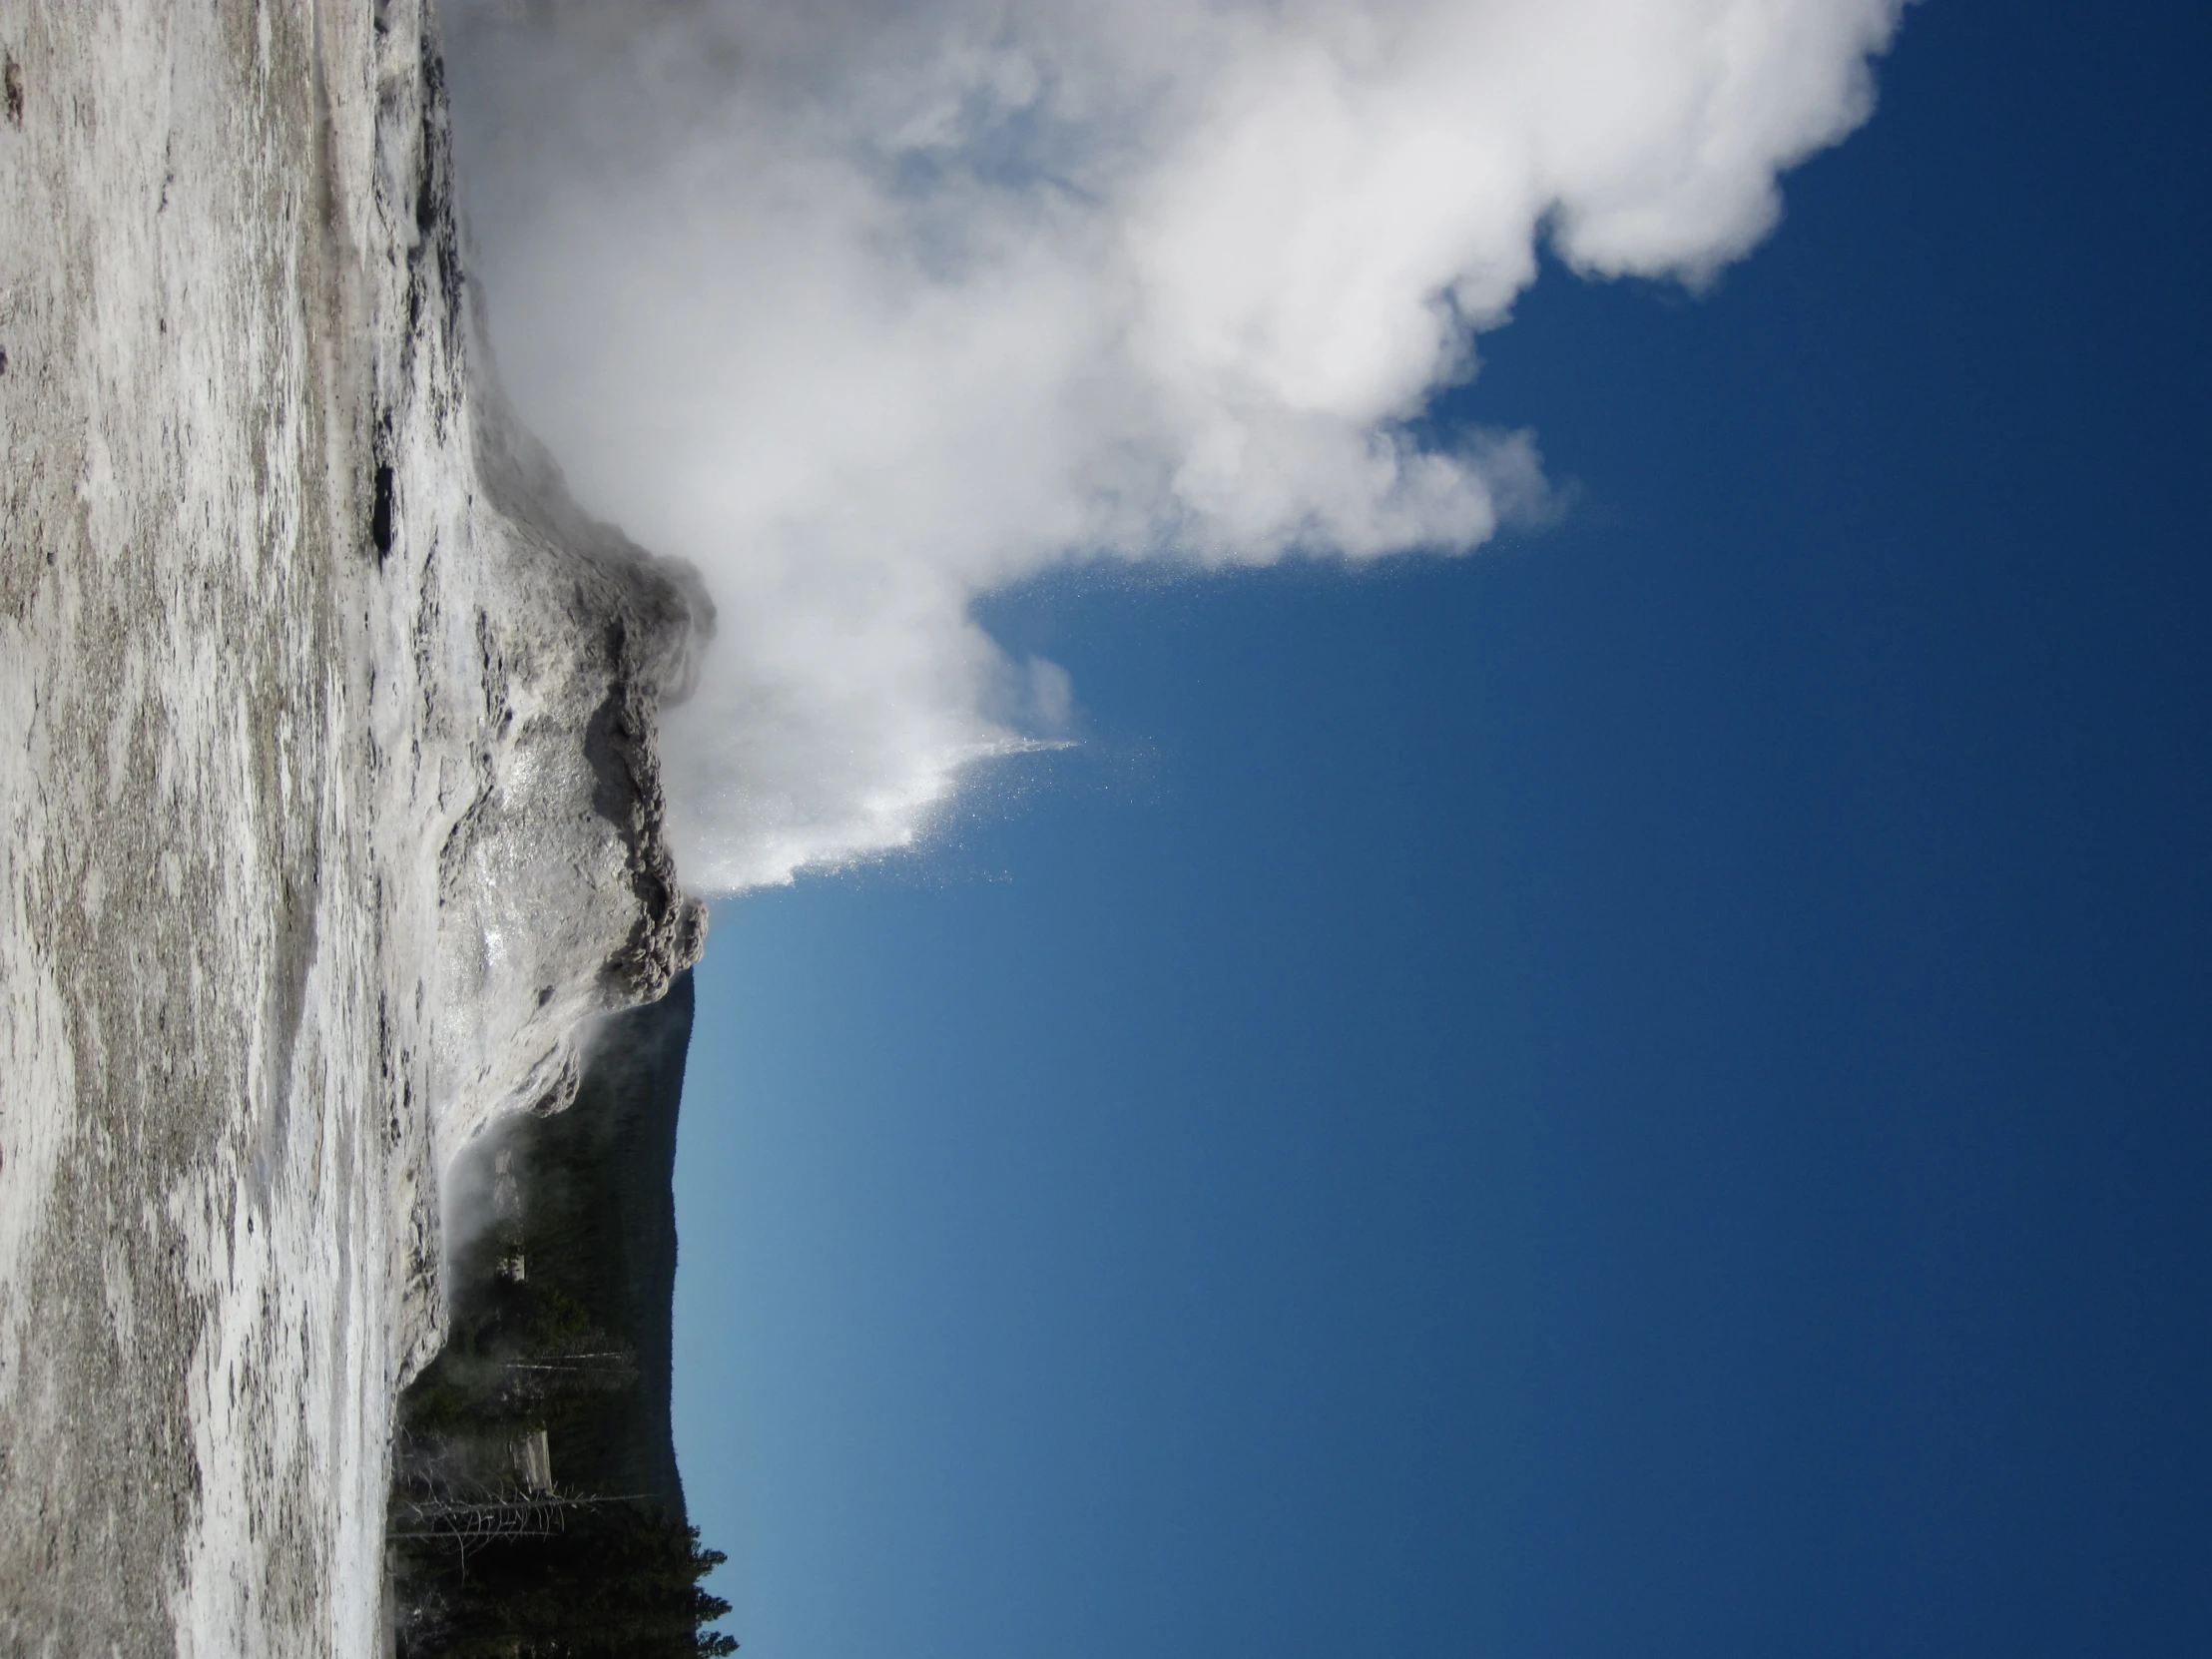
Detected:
[0,4,705,1653]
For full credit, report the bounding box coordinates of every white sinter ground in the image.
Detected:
[0,5,705,1653]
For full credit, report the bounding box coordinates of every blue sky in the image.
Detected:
[653,3,2211,1655]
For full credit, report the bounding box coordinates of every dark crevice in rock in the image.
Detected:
[369,458,394,562]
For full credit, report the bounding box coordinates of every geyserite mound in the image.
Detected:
[0,5,707,1651]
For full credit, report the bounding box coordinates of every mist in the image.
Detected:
[444,0,1904,892]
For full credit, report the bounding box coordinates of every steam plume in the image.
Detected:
[447,0,1904,890]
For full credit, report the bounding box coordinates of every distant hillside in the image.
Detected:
[508,968,699,1511]
[390,970,729,1656]
[408,965,701,1515]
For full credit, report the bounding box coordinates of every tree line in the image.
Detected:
[388,1190,735,1656]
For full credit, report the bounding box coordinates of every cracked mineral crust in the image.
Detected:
[0,4,708,1652]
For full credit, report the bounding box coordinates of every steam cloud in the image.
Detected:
[446,0,1904,891]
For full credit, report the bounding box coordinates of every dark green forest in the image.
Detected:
[389,972,735,1657]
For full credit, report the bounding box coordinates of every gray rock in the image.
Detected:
[0,3,708,1650]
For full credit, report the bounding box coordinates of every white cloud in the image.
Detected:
[446,0,1904,891]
